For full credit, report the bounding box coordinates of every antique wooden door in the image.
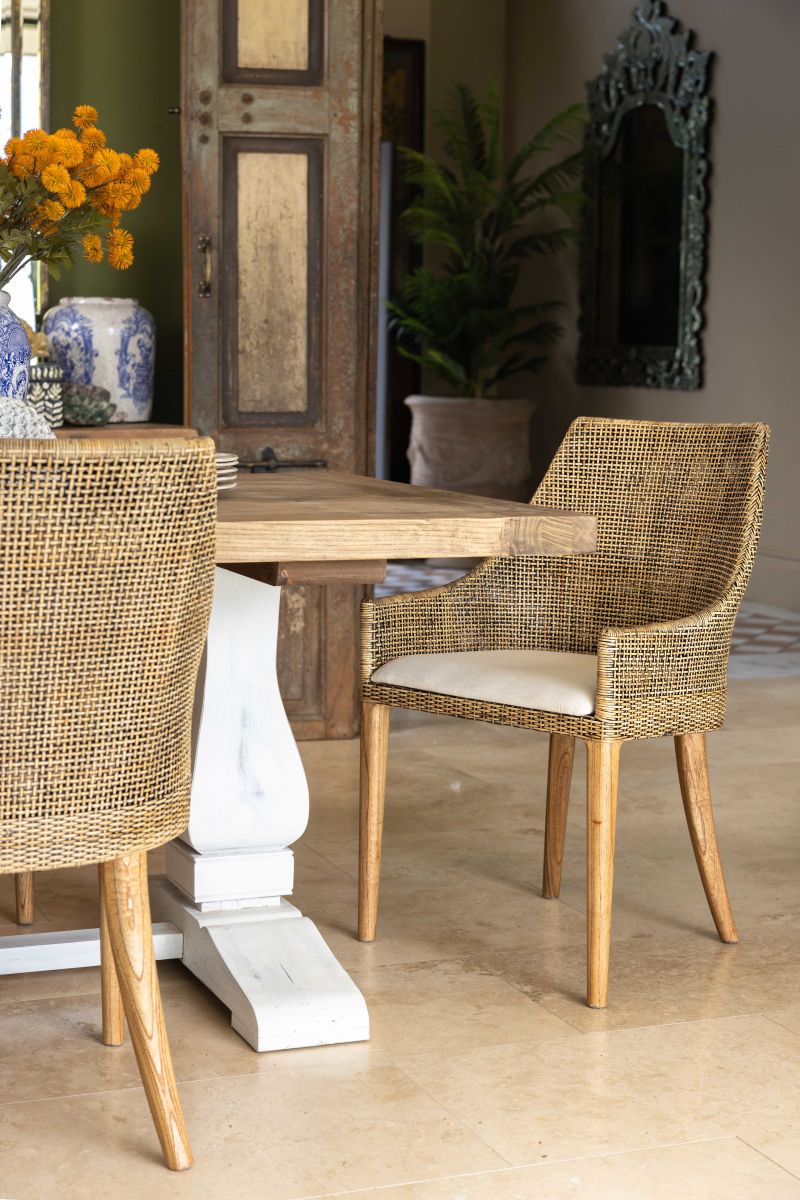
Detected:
[181,0,382,737]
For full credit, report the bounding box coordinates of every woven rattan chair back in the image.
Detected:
[472,418,769,655]
[0,438,216,875]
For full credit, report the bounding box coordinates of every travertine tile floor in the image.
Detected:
[1,675,800,1198]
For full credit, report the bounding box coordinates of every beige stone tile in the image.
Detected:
[349,957,576,1063]
[394,1015,800,1165]
[478,932,800,1032]
[0,958,187,1004]
[0,1060,506,1198]
[743,1127,800,1182]
[310,1137,800,1199]
[767,1003,800,1037]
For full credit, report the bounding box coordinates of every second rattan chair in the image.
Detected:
[0,437,216,1170]
[358,418,769,1008]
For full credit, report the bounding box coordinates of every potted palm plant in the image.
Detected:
[389,84,584,500]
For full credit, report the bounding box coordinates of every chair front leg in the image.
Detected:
[14,872,34,925]
[586,738,622,1009]
[542,734,575,898]
[100,852,192,1171]
[675,732,738,944]
[98,865,125,1046]
[358,701,390,942]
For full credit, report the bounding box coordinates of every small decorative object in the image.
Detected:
[0,103,160,408]
[44,296,155,422]
[27,362,64,427]
[0,395,54,438]
[215,451,238,492]
[389,84,584,499]
[62,381,115,426]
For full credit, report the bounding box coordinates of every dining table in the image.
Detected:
[0,470,596,1052]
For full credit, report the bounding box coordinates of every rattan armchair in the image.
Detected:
[0,437,216,1170]
[359,418,770,1008]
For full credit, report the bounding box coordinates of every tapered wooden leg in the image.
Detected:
[586,739,621,1009]
[675,732,739,944]
[14,872,34,925]
[98,866,125,1046]
[358,702,390,942]
[101,853,192,1171]
[542,734,575,898]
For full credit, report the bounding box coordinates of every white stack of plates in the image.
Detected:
[216,451,238,491]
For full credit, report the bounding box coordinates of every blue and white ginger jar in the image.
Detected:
[43,296,155,422]
[0,290,31,401]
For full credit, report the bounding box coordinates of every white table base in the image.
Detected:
[0,567,369,1054]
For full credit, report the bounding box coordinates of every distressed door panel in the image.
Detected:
[182,0,381,737]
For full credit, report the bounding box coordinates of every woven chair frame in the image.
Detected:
[0,438,217,874]
[362,418,770,741]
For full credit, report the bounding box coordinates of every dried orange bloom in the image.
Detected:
[9,153,34,177]
[134,148,160,175]
[4,136,21,156]
[84,146,121,186]
[51,137,84,169]
[73,104,99,130]
[41,162,70,193]
[22,129,50,153]
[82,233,104,263]
[107,226,134,270]
[103,179,140,210]
[80,126,107,153]
[52,127,78,141]
[59,177,87,208]
[37,198,66,221]
[126,165,151,194]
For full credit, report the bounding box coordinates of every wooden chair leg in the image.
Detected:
[98,865,125,1046]
[14,871,34,925]
[675,732,739,944]
[586,739,621,1009]
[100,853,192,1171]
[358,701,390,942]
[542,734,575,898]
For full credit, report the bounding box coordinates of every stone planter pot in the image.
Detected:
[43,296,155,423]
[405,395,537,501]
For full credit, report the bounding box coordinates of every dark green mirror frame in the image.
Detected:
[577,1,711,391]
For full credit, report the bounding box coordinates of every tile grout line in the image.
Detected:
[737,1136,800,1184]
[293,1134,746,1199]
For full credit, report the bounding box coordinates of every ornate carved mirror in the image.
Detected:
[577,1,711,390]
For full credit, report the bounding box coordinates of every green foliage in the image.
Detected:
[388,84,585,398]
[0,163,108,289]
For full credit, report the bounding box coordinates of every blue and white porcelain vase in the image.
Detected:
[0,290,32,401]
[43,296,155,422]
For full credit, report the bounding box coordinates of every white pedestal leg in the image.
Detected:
[150,567,368,1052]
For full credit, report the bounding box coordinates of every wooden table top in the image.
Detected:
[215,471,596,563]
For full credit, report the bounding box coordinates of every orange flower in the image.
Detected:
[36,198,66,222]
[80,126,107,152]
[9,154,34,177]
[107,226,134,270]
[73,104,99,130]
[85,147,121,186]
[21,129,49,153]
[134,148,159,175]
[126,165,151,194]
[50,136,84,169]
[41,162,70,193]
[4,136,21,156]
[52,127,78,141]
[82,233,103,263]
[58,178,87,207]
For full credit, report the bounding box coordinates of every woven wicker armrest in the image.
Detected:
[361,565,511,682]
[595,601,737,739]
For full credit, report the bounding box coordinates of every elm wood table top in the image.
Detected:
[214,470,597,564]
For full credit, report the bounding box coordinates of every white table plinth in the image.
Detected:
[149,567,369,1052]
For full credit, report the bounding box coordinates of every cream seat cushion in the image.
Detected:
[371,649,598,717]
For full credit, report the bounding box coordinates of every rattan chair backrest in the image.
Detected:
[0,438,216,874]
[486,418,769,654]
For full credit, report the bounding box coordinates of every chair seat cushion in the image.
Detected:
[371,649,598,717]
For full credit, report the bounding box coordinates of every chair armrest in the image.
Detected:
[361,566,502,683]
[595,601,737,736]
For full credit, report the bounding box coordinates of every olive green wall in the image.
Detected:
[49,0,183,423]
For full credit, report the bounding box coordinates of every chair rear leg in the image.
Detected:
[358,701,390,942]
[586,739,621,1008]
[98,865,125,1046]
[100,853,192,1171]
[675,732,739,944]
[542,734,575,898]
[14,872,34,925]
